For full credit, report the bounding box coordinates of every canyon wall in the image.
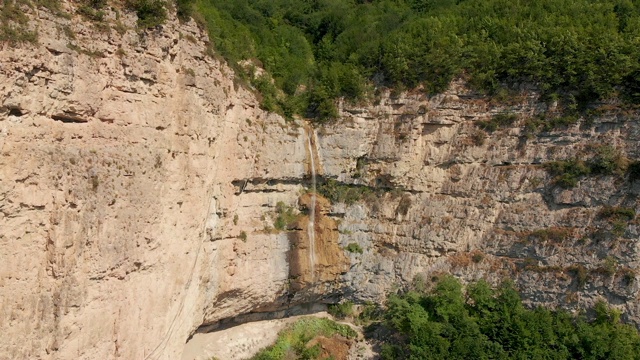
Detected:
[1,4,639,360]
[0,6,309,359]
[321,85,640,319]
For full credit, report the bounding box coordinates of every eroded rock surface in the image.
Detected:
[0,6,307,360]
[2,3,640,360]
[322,84,640,323]
[289,193,349,295]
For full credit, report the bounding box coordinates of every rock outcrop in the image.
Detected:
[1,3,640,360]
[0,5,307,359]
[322,84,640,322]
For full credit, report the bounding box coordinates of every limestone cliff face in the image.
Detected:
[2,4,640,360]
[321,83,640,322]
[0,6,308,360]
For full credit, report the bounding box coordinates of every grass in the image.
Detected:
[250,317,356,360]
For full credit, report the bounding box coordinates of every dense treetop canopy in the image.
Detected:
[380,276,640,360]
[189,0,640,120]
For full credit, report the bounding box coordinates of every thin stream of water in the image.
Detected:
[307,128,317,283]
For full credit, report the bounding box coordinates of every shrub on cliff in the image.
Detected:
[126,0,167,28]
[175,0,194,21]
[0,0,38,44]
[543,146,631,188]
[543,159,591,188]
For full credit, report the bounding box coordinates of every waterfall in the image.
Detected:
[306,127,317,283]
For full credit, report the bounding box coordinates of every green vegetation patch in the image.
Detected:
[567,264,589,288]
[345,242,363,254]
[543,159,592,188]
[476,112,518,132]
[598,206,636,221]
[527,227,574,244]
[175,0,195,21]
[0,0,38,44]
[191,0,640,121]
[77,0,107,22]
[317,179,377,205]
[328,301,354,319]
[523,113,580,135]
[381,276,640,360]
[543,145,631,188]
[251,317,357,360]
[125,0,167,28]
[273,201,300,231]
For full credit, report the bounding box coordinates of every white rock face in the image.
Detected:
[2,3,640,360]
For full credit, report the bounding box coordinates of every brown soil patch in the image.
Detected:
[307,334,353,360]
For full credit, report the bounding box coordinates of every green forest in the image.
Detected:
[8,0,639,120]
[380,276,640,359]
[183,0,640,120]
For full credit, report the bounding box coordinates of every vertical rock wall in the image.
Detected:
[2,4,640,360]
[318,84,640,322]
[0,6,311,359]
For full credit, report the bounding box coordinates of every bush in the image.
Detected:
[358,302,382,324]
[542,146,631,188]
[175,0,195,21]
[126,0,167,28]
[77,0,106,21]
[598,206,636,221]
[567,264,589,288]
[476,113,518,132]
[590,145,628,176]
[345,242,363,254]
[317,179,375,205]
[273,201,299,231]
[601,256,618,276]
[621,268,636,286]
[543,159,591,188]
[528,227,573,244]
[328,301,354,319]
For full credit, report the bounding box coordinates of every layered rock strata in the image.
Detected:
[1,4,640,360]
